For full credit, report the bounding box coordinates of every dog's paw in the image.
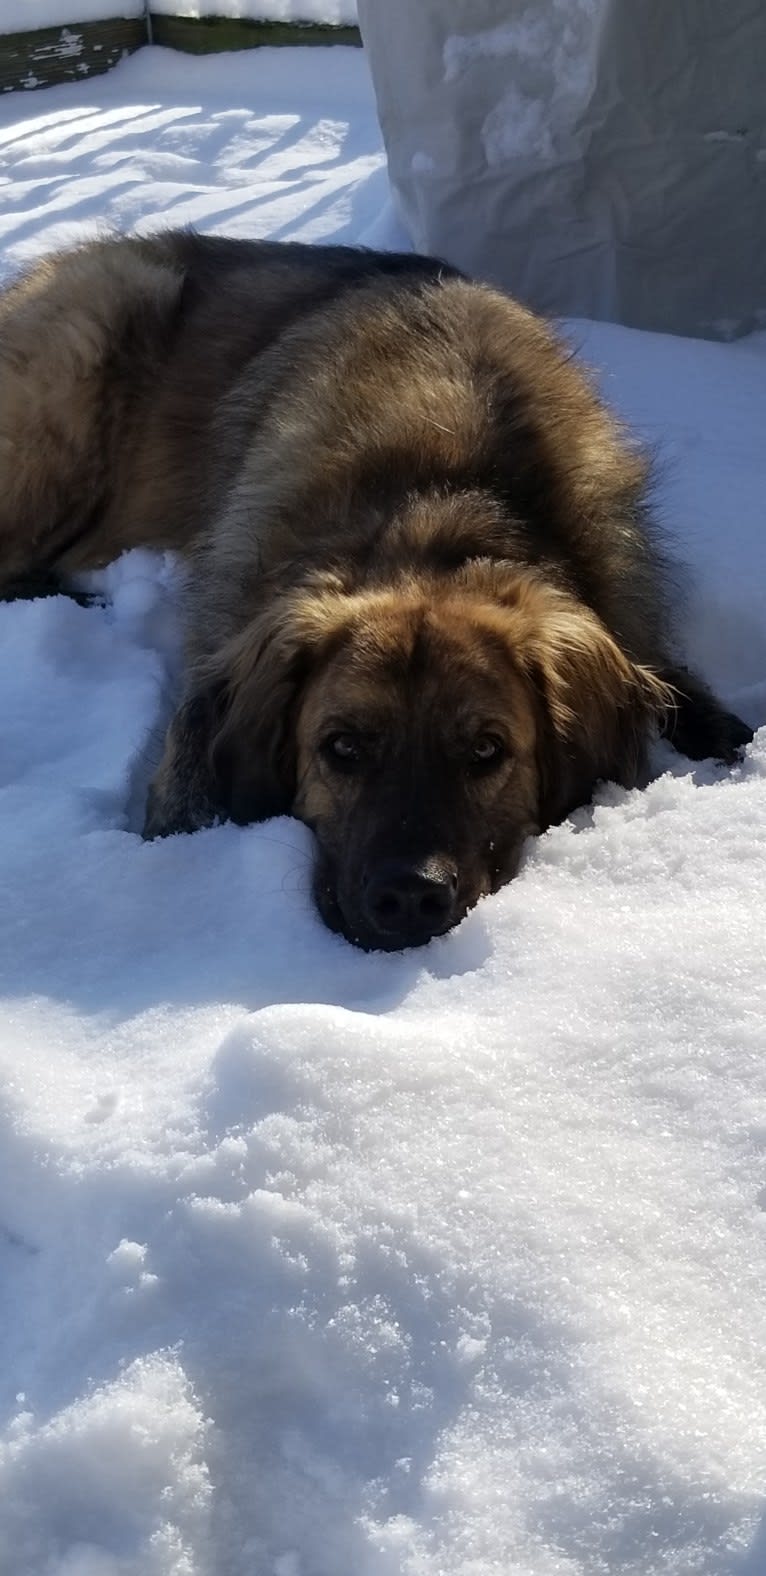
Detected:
[658,665,755,767]
[664,693,754,766]
[707,709,754,765]
[141,779,225,840]
[141,784,174,841]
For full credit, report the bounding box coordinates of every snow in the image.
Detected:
[5,1,144,30]
[150,1,358,22]
[1,40,766,1576]
[0,47,391,261]
[6,2,356,34]
[443,2,604,87]
[442,3,607,166]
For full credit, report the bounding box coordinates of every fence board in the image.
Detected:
[1,14,361,94]
[150,15,360,53]
[0,18,145,95]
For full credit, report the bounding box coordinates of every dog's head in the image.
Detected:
[201,573,671,951]
[198,564,671,950]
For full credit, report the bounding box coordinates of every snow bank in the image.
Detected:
[0,43,765,1576]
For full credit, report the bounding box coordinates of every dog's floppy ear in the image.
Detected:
[143,636,304,839]
[203,588,348,825]
[143,683,232,839]
[521,602,674,828]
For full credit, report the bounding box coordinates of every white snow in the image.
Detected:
[482,81,555,165]
[443,3,606,166]
[5,1,144,30]
[444,1,604,88]
[1,41,766,1576]
[150,0,358,22]
[5,2,356,34]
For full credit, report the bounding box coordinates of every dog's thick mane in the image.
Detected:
[180,274,673,679]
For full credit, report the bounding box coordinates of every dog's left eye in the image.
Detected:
[323,732,364,770]
[468,734,505,770]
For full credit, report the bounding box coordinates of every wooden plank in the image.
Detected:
[148,15,361,53]
[0,17,146,95]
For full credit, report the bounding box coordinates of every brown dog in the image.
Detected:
[0,230,751,949]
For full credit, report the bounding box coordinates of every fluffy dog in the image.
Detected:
[0,231,751,949]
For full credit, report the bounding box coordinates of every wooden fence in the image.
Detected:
[0,12,361,95]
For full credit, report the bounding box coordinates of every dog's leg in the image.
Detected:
[143,692,226,839]
[659,664,753,763]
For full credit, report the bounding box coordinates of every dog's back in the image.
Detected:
[0,230,453,588]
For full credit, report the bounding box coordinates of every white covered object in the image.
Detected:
[358,0,766,338]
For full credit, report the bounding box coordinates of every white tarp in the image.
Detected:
[358,0,766,339]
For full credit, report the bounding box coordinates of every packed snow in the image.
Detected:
[1,41,766,1576]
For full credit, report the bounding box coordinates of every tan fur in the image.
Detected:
[0,230,750,948]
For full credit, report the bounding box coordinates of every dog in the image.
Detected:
[0,230,752,950]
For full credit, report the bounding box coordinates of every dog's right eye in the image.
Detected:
[322,732,364,770]
[468,733,506,772]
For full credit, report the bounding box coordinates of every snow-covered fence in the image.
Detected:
[0,4,360,94]
[0,14,146,94]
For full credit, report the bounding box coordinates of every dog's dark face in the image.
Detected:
[292,597,543,950]
[211,571,670,952]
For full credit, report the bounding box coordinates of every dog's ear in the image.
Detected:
[143,625,311,839]
[205,609,312,824]
[143,683,231,839]
[203,590,348,825]
[521,602,674,828]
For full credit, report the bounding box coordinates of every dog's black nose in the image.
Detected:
[363,857,459,947]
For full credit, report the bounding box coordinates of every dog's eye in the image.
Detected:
[323,732,364,770]
[468,734,505,771]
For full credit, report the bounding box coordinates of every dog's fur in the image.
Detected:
[0,231,752,948]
